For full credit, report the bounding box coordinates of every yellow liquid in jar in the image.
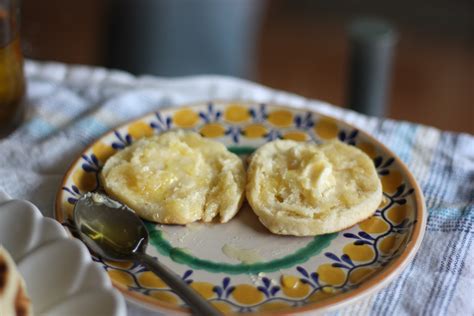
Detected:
[0,11,25,137]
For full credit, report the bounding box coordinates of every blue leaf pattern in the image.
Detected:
[213,286,222,298]
[270,286,280,296]
[324,252,341,262]
[262,277,270,288]
[341,254,354,266]
[358,231,374,240]
[332,262,350,269]
[343,233,360,239]
[257,286,268,297]
[223,277,230,289]
[225,286,235,298]
[296,266,309,278]
[182,270,193,280]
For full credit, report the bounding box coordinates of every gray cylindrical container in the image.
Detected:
[347,18,398,117]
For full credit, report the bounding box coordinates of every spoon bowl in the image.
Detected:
[74,192,148,261]
[73,192,221,316]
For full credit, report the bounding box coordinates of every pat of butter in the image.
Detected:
[222,244,264,264]
[265,146,336,215]
[115,138,212,203]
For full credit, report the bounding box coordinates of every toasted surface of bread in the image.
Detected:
[246,140,382,236]
[101,130,246,224]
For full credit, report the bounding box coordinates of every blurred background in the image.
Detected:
[20,0,473,133]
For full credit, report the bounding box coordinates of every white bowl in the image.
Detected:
[0,192,127,316]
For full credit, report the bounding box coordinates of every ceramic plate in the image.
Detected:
[55,102,426,314]
[0,192,126,316]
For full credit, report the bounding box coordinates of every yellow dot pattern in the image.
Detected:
[231,284,265,305]
[150,291,179,305]
[200,123,226,138]
[92,141,117,163]
[317,264,346,286]
[107,270,135,287]
[343,243,375,262]
[137,271,167,288]
[379,235,398,254]
[224,104,250,122]
[173,108,199,127]
[307,287,339,302]
[190,282,216,300]
[381,170,403,193]
[314,118,338,139]
[105,260,133,269]
[387,204,409,224]
[72,169,96,192]
[243,124,268,138]
[127,121,154,140]
[349,267,375,284]
[281,275,311,298]
[357,142,377,159]
[283,131,309,141]
[267,110,293,127]
[359,217,389,234]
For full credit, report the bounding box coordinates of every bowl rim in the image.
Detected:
[0,197,125,316]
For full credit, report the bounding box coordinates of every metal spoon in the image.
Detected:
[73,192,221,316]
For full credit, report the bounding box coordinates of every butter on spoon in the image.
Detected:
[73,192,221,316]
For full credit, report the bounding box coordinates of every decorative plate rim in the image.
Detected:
[54,101,427,315]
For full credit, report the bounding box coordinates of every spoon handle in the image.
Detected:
[134,252,222,316]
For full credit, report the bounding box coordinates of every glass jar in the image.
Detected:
[0,0,25,137]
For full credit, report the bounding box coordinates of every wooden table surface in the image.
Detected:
[20,0,473,134]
